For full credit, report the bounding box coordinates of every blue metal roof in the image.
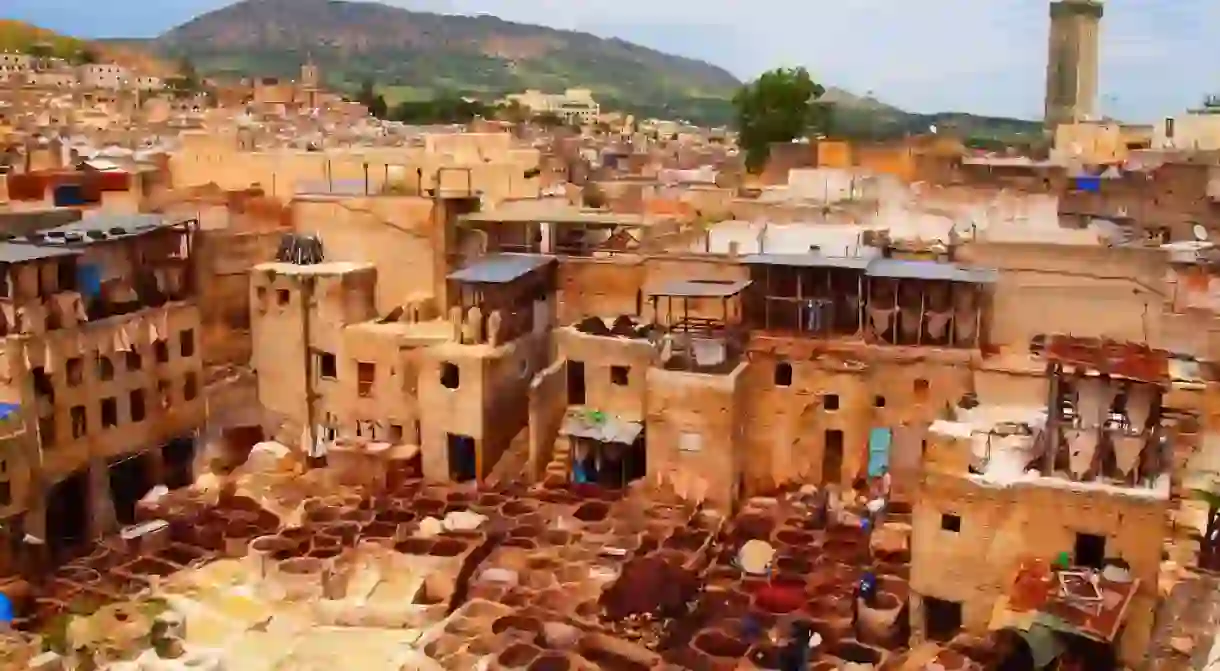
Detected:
[0,403,20,420]
[447,253,556,284]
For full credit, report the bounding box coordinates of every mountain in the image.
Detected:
[0,20,172,75]
[147,0,742,110]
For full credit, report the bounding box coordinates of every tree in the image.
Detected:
[533,112,564,128]
[25,42,53,60]
[732,67,829,173]
[73,48,99,65]
[355,78,387,119]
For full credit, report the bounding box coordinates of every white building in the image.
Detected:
[504,88,600,125]
[79,63,132,90]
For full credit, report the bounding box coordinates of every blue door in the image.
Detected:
[868,428,892,478]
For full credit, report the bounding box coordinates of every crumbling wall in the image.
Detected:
[294,196,435,315]
[911,471,1165,663]
[959,242,1168,348]
[557,257,645,324]
[741,343,971,494]
[645,363,746,509]
[556,328,653,422]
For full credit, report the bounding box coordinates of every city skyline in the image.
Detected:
[4,0,1215,121]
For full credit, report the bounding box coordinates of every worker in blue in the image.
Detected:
[0,592,12,630]
[852,570,878,629]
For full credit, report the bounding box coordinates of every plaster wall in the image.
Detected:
[555,328,655,422]
[293,196,436,314]
[958,242,1168,348]
[645,363,746,509]
[740,345,971,494]
[249,263,377,432]
[911,467,1164,663]
[417,332,548,482]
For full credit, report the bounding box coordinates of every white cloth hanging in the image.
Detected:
[1111,434,1144,477]
[1065,426,1098,479]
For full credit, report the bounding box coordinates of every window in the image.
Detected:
[37,416,55,446]
[823,394,840,411]
[941,513,961,532]
[277,289,290,306]
[125,351,142,371]
[318,352,337,380]
[184,373,198,401]
[32,367,53,400]
[441,362,460,389]
[874,395,887,408]
[914,378,929,399]
[180,329,195,358]
[389,424,404,443]
[153,340,169,364]
[70,405,86,439]
[774,362,793,387]
[1074,532,1106,569]
[101,397,118,429]
[96,354,114,382]
[129,389,146,422]
[357,362,375,397]
[610,365,630,387]
[0,481,10,506]
[66,357,84,387]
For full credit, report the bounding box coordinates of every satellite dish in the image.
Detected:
[1194,224,1209,241]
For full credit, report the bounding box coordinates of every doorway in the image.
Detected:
[924,596,963,642]
[447,433,477,482]
[823,429,844,485]
[567,361,586,405]
[588,434,648,489]
[109,453,153,526]
[162,435,197,489]
[46,470,89,560]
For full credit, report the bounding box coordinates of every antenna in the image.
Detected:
[1194,223,1209,242]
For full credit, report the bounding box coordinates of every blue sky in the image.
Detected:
[6,0,1216,120]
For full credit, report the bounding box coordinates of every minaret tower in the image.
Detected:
[1044,0,1103,129]
[300,54,321,109]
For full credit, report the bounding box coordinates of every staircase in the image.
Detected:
[485,427,532,489]
[543,435,571,484]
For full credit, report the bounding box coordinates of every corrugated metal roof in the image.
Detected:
[646,278,752,298]
[740,253,872,270]
[0,243,80,264]
[447,253,555,284]
[32,213,184,247]
[560,408,643,445]
[865,258,998,283]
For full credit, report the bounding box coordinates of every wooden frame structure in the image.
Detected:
[1041,336,1170,486]
[455,210,650,262]
[863,259,995,348]
[447,253,557,345]
[742,254,868,337]
[647,278,751,374]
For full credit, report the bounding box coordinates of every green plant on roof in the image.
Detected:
[587,410,606,425]
[1055,551,1071,568]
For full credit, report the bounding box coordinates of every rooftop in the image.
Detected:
[1043,335,1172,384]
[646,278,752,299]
[254,260,375,276]
[26,213,188,247]
[0,242,80,264]
[447,253,555,284]
[460,201,652,227]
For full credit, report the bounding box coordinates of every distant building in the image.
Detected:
[1044,0,1103,128]
[78,63,132,90]
[504,89,600,125]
